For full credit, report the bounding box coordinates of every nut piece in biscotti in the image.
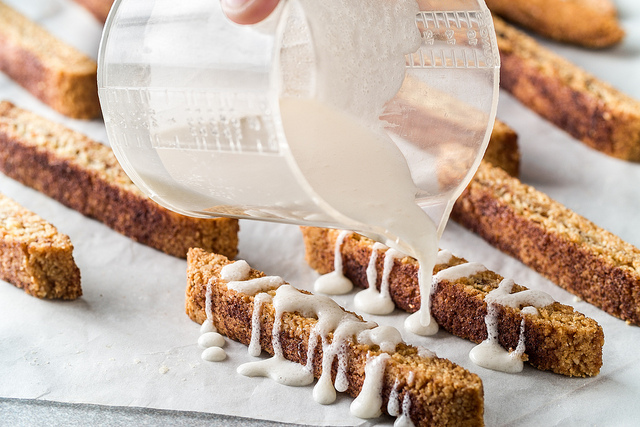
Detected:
[0,193,81,299]
[186,248,484,427]
[494,15,640,162]
[452,160,640,326]
[487,0,624,48]
[72,0,114,23]
[0,101,238,259]
[0,2,100,119]
[300,227,604,377]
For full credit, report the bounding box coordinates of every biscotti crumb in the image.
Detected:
[0,2,100,119]
[494,16,640,161]
[0,101,239,259]
[452,161,640,325]
[0,193,81,299]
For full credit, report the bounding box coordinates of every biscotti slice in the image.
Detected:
[0,193,81,299]
[301,227,604,377]
[186,248,484,427]
[72,0,114,23]
[452,160,640,326]
[0,2,100,119]
[494,15,640,162]
[487,0,624,48]
[484,120,519,177]
[0,101,238,259]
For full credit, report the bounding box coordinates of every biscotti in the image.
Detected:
[301,227,604,377]
[487,0,624,48]
[0,101,238,259]
[484,120,519,177]
[494,15,640,162]
[186,248,484,427]
[72,0,114,23]
[452,160,640,326]
[0,2,100,119]
[0,193,81,299]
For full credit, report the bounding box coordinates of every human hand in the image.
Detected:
[221,0,281,25]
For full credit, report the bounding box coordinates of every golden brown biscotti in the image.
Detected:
[0,101,239,259]
[494,15,640,162]
[0,2,100,119]
[452,160,640,326]
[72,0,114,23]
[186,248,484,427]
[0,193,81,299]
[487,0,624,48]
[484,120,520,177]
[301,227,604,377]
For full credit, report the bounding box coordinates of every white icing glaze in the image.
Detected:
[357,326,402,353]
[249,293,273,357]
[314,230,354,295]
[205,277,214,322]
[227,276,285,296]
[417,346,436,359]
[198,332,225,349]
[470,278,555,373]
[237,356,314,386]
[220,260,251,282]
[435,249,453,265]
[201,346,226,362]
[434,262,487,283]
[350,353,390,419]
[387,378,401,416]
[200,319,217,334]
[355,247,398,315]
[485,278,555,309]
[394,392,415,427]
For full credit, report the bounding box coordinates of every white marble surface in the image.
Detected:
[1,0,640,426]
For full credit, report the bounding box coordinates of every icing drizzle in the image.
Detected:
[213,259,422,421]
[469,278,555,373]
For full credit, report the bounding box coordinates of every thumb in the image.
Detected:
[221,0,280,25]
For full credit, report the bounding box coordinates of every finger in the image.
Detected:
[221,0,280,25]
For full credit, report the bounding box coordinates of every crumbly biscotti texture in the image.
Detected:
[0,193,81,299]
[0,101,239,259]
[494,15,640,162]
[186,248,484,427]
[452,160,640,326]
[301,227,604,377]
[0,2,100,119]
[72,0,113,23]
[484,120,519,177]
[487,0,624,48]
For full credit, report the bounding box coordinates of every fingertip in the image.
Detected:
[221,0,280,25]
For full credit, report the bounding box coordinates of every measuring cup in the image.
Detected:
[98,0,500,241]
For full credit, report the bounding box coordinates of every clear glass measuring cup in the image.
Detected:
[97,0,500,242]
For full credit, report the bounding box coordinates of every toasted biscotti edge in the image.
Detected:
[0,193,81,299]
[301,227,603,377]
[452,161,640,325]
[0,3,100,119]
[0,101,238,259]
[186,248,485,427]
[494,15,640,161]
[487,0,624,48]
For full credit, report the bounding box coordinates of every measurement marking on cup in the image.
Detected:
[408,10,496,69]
[101,88,280,153]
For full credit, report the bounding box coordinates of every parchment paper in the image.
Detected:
[1,0,640,425]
